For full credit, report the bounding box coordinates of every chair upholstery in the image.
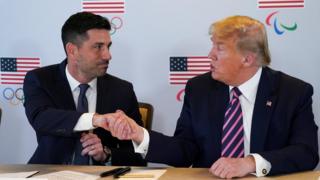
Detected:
[138,102,154,130]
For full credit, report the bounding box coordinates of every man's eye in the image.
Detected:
[217,45,225,51]
[95,45,103,49]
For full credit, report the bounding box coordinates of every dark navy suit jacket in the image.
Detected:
[23,60,146,166]
[146,67,318,175]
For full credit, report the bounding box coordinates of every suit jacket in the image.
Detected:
[23,60,146,166]
[146,67,318,175]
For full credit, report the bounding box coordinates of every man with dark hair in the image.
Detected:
[104,15,319,178]
[23,12,145,166]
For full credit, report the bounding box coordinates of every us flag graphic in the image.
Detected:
[0,57,40,85]
[258,0,305,9]
[169,56,211,85]
[82,0,125,14]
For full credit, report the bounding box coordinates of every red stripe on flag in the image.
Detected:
[259,0,304,3]
[83,2,124,5]
[170,73,202,76]
[188,65,211,67]
[83,6,124,9]
[83,11,125,13]
[16,62,40,65]
[188,61,211,63]
[1,78,25,81]
[170,78,190,80]
[1,82,24,85]
[188,69,210,72]
[1,74,26,76]
[16,57,40,60]
[259,5,304,8]
[170,82,187,85]
[187,56,210,59]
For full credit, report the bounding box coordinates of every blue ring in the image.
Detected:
[110,23,117,35]
[3,87,14,100]
[15,88,24,101]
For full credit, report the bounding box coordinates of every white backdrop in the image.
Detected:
[0,0,319,167]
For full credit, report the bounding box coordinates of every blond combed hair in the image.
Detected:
[209,15,271,66]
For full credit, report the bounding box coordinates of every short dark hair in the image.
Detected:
[61,12,111,53]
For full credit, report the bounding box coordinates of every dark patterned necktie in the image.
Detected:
[73,84,90,165]
[221,87,244,158]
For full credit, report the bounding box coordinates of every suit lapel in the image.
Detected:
[96,75,111,114]
[250,67,278,153]
[208,80,229,151]
[53,60,76,110]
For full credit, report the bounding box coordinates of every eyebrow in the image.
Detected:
[212,41,225,46]
[93,41,112,48]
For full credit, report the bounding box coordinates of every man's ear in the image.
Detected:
[66,42,77,58]
[242,52,257,67]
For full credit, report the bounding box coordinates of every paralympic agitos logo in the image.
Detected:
[265,11,298,35]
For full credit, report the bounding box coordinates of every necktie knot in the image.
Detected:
[232,87,241,99]
[77,84,89,113]
[79,84,89,96]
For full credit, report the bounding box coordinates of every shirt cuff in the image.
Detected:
[132,128,149,157]
[73,113,95,131]
[250,153,271,177]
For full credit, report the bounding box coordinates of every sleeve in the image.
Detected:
[132,128,149,157]
[250,153,271,177]
[73,113,95,131]
[145,81,199,167]
[23,70,82,137]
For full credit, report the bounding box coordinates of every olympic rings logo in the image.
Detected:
[2,87,24,105]
[110,16,123,35]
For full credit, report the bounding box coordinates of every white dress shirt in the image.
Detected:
[133,68,271,177]
[65,66,97,131]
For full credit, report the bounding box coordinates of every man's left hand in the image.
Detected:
[209,156,256,179]
[80,132,106,162]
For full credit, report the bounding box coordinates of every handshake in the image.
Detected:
[92,110,144,144]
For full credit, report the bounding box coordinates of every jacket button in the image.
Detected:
[262,168,267,175]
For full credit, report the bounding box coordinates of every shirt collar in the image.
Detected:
[65,65,97,92]
[229,67,262,104]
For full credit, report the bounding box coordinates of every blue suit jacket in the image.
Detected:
[146,67,318,175]
[23,60,146,166]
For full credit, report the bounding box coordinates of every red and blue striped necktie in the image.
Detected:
[221,87,244,158]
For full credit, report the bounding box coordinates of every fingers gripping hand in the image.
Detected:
[115,110,143,141]
[110,110,132,140]
[80,133,105,162]
[92,113,117,130]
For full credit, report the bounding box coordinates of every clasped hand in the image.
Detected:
[92,110,144,144]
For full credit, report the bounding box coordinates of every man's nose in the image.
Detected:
[208,48,217,61]
[102,48,112,61]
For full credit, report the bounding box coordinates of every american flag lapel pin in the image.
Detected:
[266,101,272,107]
